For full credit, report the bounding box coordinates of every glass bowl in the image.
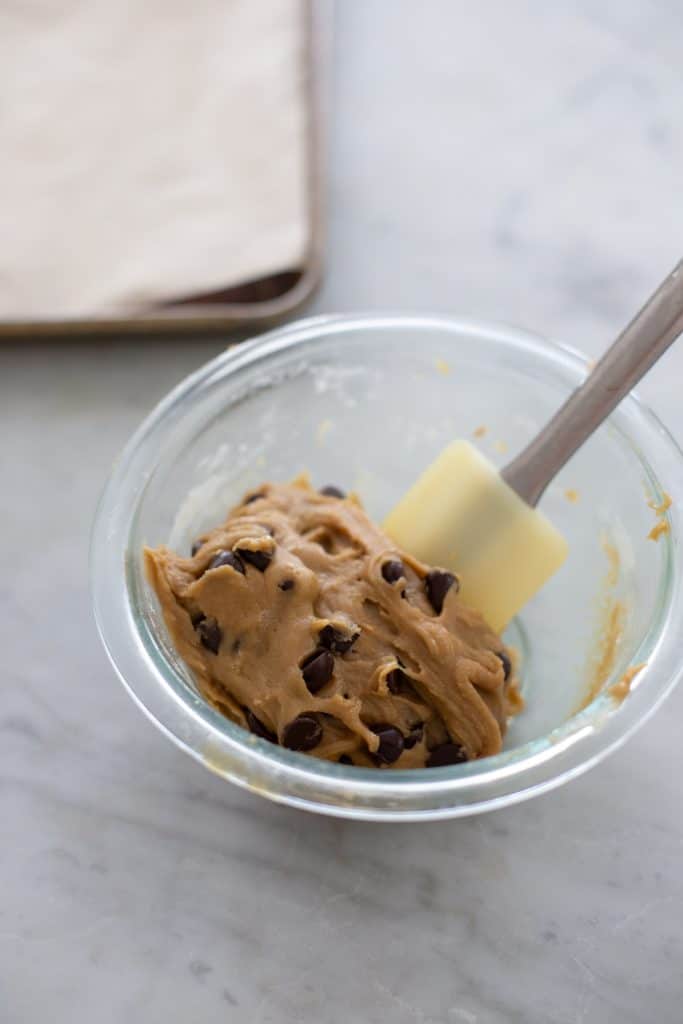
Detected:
[91,315,683,820]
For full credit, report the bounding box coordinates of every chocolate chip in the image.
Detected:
[386,667,409,694]
[425,569,458,614]
[369,723,404,764]
[283,714,323,751]
[191,538,205,556]
[244,492,265,504]
[300,648,334,693]
[245,709,276,743]
[426,742,467,767]
[197,617,222,654]
[497,650,512,680]
[404,725,423,750]
[338,754,353,765]
[279,578,295,592]
[237,548,272,572]
[386,667,420,700]
[190,609,206,627]
[209,550,245,574]
[381,559,405,584]
[318,624,359,655]
[320,485,345,498]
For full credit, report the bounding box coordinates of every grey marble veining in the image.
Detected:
[3,2,683,1022]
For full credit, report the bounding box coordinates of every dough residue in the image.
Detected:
[647,492,672,517]
[145,478,520,769]
[648,519,670,542]
[610,663,646,704]
[577,600,627,713]
[647,491,672,542]
[601,536,621,588]
[576,534,626,713]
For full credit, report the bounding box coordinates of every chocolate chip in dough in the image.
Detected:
[403,725,424,750]
[318,624,359,655]
[369,723,404,765]
[426,742,467,767]
[190,609,206,627]
[209,550,245,574]
[245,710,277,744]
[237,548,273,572]
[191,538,205,557]
[279,578,295,592]
[244,492,265,505]
[381,559,405,584]
[425,569,458,614]
[300,648,334,693]
[283,714,323,751]
[386,667,412,695]
[320,485,345,498]
[497,649,512,680]
[197,617,222,654]
[338,754,353,765]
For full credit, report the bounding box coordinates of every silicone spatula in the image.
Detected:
[384,261,683,632]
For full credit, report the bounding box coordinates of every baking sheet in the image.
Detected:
[0,0,325,337]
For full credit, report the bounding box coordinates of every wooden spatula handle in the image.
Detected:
[502,260,683,507]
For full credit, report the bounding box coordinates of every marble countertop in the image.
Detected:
[4,3,683,1022]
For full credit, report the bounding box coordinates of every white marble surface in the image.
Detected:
[3,3,683,1021]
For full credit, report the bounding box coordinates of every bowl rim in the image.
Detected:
[91,312,683,820]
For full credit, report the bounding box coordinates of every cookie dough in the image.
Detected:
[145,477,521,768]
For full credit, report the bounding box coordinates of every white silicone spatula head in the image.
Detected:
[384,440,567,632]
[385,261,683,631]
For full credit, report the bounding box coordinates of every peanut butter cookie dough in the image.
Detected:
[145,478,520,768]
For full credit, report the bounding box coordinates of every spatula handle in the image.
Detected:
[502,260,683,507]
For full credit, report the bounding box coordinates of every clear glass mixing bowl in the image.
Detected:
[91,315,683,820]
